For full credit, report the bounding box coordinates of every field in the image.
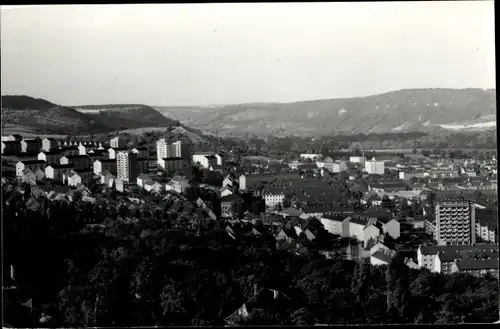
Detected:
[1,124,67,139]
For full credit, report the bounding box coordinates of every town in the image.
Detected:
[2,130,498,326]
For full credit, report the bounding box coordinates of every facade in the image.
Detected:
[61,146,79,157]
[320,214,347,236]
[263,190,285,209]
[363,224,382,247]
[349,156,365,164]
[16,160,47,177]
[239,174,247,191]
[159,157,183,171]
[137,158,150,174]
[434,200,476,245]
[93,159,117,175]
[451,259,499,278]
[116,150,138,183]
[42,138,58,151]
[365,158,385,175]
[38,151,62,165]
[20,139,42,153]
[21,169,37,184]
[156,139,183,162]
[433,253,456,274]
[110,137,127,149]
[60,155,92,170]
[165,176,190,194]
[378,218,401,239]
[192,153,219,169]
[344,217,368,242]
[300,153,322,160]
[475,215,497,243]
[2,141,22,155]
[63,169,93,186]
[45,164,74,181]
[417,244,499,272]
[399,170,427,180]
[330,161,348,173]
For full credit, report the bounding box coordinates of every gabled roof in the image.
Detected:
[371,251,393,264]
[455,258,499,270]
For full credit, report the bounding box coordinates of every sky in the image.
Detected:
[0,2,496,106]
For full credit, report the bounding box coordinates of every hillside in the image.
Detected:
[73,104,177,130]
[154,88,496,136]
[1,96,184,136]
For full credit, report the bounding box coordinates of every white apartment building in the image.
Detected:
[365,158,385,175]
[16,160,47,178]
[435,200,476,246]
[116,150,138,183]
[263,190,285,209]
[349,156,365,164]
[42,138,58,151]
[157,139,182,163]
[192,153,219,169]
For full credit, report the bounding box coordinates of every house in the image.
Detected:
[93,159,117,175]
[16,160,47,178]
[115,178,126,192]
[77,143,94,155]
[42,138,58,151]
[363,224,383,247]
[1,141,21,155]
[100,171,117,187]
[300,153,322,160]
[21,169,37,185]
[38,150,63,165]
[63,169,93,187]
[192,153,220,168]
[370,242,396,256]
[451,258,499,278]
[131,147,149,159]
[376,217,401,239]
[137,174,157,188]
[159,157,183,171]
[320,214,348,236]
[344,217,368,242]
[220,194,243,217]
[417,244,499,272]
[45,164,75,181]
[2,134,23,142]
[263,188,286,209]
[370,250,393,266]
[433,253,457,275]
[411,215,426,229]
[60,155,92,170]
[165,176,191,194]
[361,192,382,206]
[144,181,163,193]
[20,139,42,153]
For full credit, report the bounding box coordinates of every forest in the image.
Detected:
[2,183,499,327]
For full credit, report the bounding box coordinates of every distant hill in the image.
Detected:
[1,96,183,136]
[154,88,496,136]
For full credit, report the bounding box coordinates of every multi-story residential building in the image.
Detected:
[20,139,42,153]
[475,215,498,243]
[192,153,219,169]
[365,158,385,175]
[110,136,127,149]
[433,253,457,274]
[60,155,92,170]
[433,200,476,245]
[38,150,63,165]
[107,147,128,160]
[417,244,499,273]
[45,164,75,181]
[263,188,286,209]
[93,159,117,175]
[220,194,243,217]
[42,138,58,151]
[1,141,21,155]
[320,214,348,236]
[16,160,47,178]
[116,150,138,183]
[159,157,183,171]
[157,139,184,162]
[131,147,149,159]
[451,258,499,278]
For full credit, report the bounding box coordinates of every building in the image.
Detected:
[87,150,108,162]
[20,139,42,153]
[16,160,47,177]
[156,139,183,162]
[100,171,117,187]
[344,217,368,242]
[399,170,427,180]
[320,214,348,236]
[192,153,219,169]
[165,176,190,194]
[159,157,183,171]
[116,150,138,183]
[365,158,385,175]
[45,164,75,181]
[2,134,23,142]
[38,150,62,165]
[131,147,149,159]
[349,156,365,165]
[137,174,157,188]
[110,136,127,149]
[77,143,94,155]
[433,253,457,274]
[370,251,393,266]
[60,146,79,157]
[451,258,499,278]
[263,188,286,209]
[417,244,499,273]
[376,217,401,239]
[93,159,117,175]
[300,153,322,160]
[434,200,476,245]
[107,147,128,160]
[42,138,58,151]
[220,194,243,217]
[60,155,92,170]
[63,169,93,187]
[1,141,21,155]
